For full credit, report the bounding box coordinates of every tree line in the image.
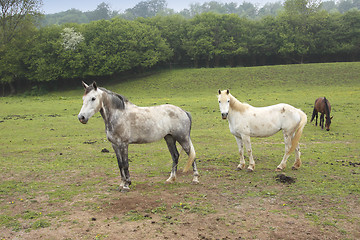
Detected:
[1,0,360,95]
[42,0,360,25]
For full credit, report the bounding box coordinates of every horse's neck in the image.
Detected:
[100,92,135,118]
[100,92,120,127]
[229,94,249,114]
[323,99,331,124]
[324,98,330,115]
[99,92,110,126]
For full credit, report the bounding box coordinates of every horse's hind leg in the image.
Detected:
[179,138,199,184]
[276,131,292,171]
[164,135,179,183]
[235,136,246,170]
[191,157,199,184]
[292,144,301,170]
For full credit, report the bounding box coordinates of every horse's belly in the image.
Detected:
[229,118,281,137]
[107,126,166,144]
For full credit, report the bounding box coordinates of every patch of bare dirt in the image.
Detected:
[2,170,359,240]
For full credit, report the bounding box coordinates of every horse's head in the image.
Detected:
[218,89,230,120]
[325,116,333,131]
[78,81,102,124]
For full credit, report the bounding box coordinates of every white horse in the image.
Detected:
[78,82,198,191]
[218,90,307,171]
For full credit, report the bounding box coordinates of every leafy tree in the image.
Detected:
[26,24,86,83]
[238,2,257,18]
[0,0,42,94]
[43,9,89,25]
[338,0,356,13]
[180,1,260,19]
[122,0,170,20]
[82,18,172,76]
[306,11,341,60]
[321,0,338,12]
[277,0,322,63]
[336,9,360,60]
[247,16,282,65]
[258,2,284,17]
[85,2,116,21]
[26,25,63,82]
[138,15,188,66]
[0,19,37,95]
[183,13,248,67]
[0,0,42,44]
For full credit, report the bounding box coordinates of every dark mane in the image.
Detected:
[100,87,128,110]
[324,97,331,124]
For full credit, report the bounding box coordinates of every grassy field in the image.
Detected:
[0,62,359,239]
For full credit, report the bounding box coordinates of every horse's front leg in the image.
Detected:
[112,143,131,192]
[242,135,255,171]
[320,113,324,129]
[292,144,301,170]
[235,136,245,170]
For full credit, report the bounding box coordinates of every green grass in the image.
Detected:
[0,62,359,238]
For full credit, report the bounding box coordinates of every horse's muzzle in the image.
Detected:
[221,113,228,120]
[78,115,88,124]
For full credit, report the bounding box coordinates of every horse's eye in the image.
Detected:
[227,100,230,103]
[219,101,221,103]
[91,97,96,101]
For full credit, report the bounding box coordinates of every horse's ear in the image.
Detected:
[218,89,221,95]
[92,81,97,90]
[226,89,229,95]
[82,81,89,89]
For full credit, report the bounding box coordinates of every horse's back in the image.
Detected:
[314,97,331,113]
[229,103,304,137]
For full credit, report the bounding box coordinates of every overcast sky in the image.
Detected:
[42,0,281,14]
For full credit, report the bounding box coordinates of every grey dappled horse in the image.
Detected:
[78,82,198,191]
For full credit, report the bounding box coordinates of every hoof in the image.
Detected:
[165,180,174,184]
[120,187,130,193]
[192,175,199,184]
[237,164,245,170]
[246,168,254,172]
[275,167,283,172]
[166,177,176,183]
[291,166,299,170]
[192,180,200,185]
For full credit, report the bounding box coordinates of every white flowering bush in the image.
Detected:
[61,27,84,51]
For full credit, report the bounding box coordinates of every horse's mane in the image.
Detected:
[100,87,129,110]
[229,94,249,113]
[323,97,331,123]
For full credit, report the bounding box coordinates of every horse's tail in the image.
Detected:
[183,111,196,173]
[310,99,317,122]
[288,110,307,154]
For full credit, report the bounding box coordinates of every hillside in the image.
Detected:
[0,62,359,239]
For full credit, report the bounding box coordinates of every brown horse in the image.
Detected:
[311,97,332,131]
